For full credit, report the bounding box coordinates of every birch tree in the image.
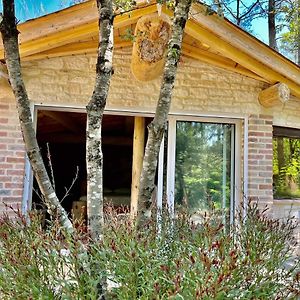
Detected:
[137,0,193,221]
[86,0,114,241]
[0,0,74,234]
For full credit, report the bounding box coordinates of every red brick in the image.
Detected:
[259,171,272,177]
[249,154,264,159]
[249,184,258,189]
[266,143,273,149]
[8,144,25,151]
[258,149,272,154]
[259,184,273,190]
[15,151,25,157]
[5,183,23,189]
[6,170,24,176]
[0,163,13,169]
[12,190,23,196]
[1,196,22,202]
[6,157,24,163]
[0,104,9,110]
[0,118,9,124]
[14,164,25,170]
[248,131,265,137]
[0,176,12,182]
[264,132,273,137]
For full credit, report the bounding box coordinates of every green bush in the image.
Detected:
[0,205,299,299]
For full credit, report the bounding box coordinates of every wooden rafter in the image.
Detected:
[0,0,299,98]
[22,40,132,61]
[182,43,266,82]
[189,5,300,85]
[42,111,83,134]
[184,18,300,98]
[0,4,157,59]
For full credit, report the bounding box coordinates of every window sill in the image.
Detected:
[273,199,300,205]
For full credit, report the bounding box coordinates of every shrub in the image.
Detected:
[0,205,299,299]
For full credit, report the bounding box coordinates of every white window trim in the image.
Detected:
[166,115,243,223]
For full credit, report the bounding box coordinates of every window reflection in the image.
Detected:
[273,136,300,199]
[175,122,233,223]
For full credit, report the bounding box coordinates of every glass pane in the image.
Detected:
[273,137,300,199]
[175,122,233,221]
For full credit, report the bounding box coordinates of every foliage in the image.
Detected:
[273,137,300,198]
[278,0,300,64]
[175,122,232,215]
[0,205,299,299]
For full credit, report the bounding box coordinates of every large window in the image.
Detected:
[166,117,239,224]
[273,126,300,199]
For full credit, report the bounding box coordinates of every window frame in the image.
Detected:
[273,126,300,200]
[23,104,245,222]
[166,115,242,224]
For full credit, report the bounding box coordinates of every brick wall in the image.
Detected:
[247,114,274,212]
[0,85,26,216]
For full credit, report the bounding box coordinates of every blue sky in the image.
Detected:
[0,0,269,43]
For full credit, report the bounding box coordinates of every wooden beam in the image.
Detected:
[38,134,132,145]
[189,4,300,86]
[130,116,145,217]
[182,43,267,82]
[21,40,132,61]
[273,126,300,138]
[258,83,290,108]
[42,111,83,133]
[183,19,300,98]
[0,4,156,59]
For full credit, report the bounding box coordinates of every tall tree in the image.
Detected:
[86,0,114,241]
[268,0,277,49]
[279,0,300,65]
[0,0,73,234]
[138,0,193,221]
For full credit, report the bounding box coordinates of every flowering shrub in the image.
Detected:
[0,204,299,299]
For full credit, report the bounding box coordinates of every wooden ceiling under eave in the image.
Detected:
[0,0,299,98]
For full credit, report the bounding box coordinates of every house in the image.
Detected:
[0,0,299,237]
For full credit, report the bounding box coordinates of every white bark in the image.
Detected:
[137,0,193,222]
[86,0,114,241]
[0,0,73,234]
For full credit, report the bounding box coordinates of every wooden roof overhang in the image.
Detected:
[0,0,300,98]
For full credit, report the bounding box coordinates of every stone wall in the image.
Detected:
[0,83,26,216]
[1,48,300,223]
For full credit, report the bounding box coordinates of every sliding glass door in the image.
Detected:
[167,117,239,224]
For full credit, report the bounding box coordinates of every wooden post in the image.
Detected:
[131,116,145,218]
[258,82,290,108]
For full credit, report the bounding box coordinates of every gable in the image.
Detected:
[0,0,299,98]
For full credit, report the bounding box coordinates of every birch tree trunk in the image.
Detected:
[86,0,114,241]
[137,0,192,221]
[0,0,73,234]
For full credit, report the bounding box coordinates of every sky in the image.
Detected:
[0,0,269,43]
